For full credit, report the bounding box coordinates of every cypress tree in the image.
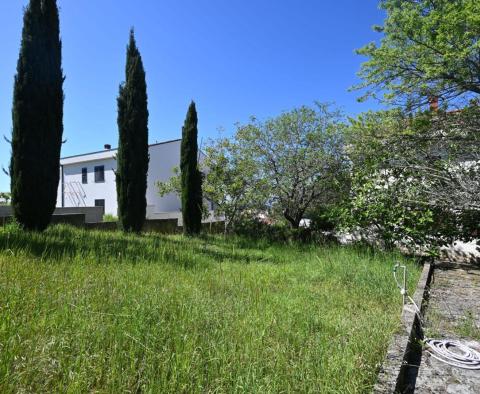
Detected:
[181,101,203,235]
[10,0,64,231]
[116,29,149,233]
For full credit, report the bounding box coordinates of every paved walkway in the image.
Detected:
[414,261,480,393]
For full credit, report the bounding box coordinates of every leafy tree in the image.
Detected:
[116,29,149,233]
[345,106,480,249]
[356,0,480,109]
[180,102,203,235]
[10,0,64,231]
[352,0,480,248]
[157,137,263,233]
[202,137,266,232]
[159,104,347,232]
[238,104,347,229]
[156,168,181,200]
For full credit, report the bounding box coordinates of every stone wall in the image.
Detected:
[0,206,104,223]
[86,219,180,234]
[143,219,180,233]
[54,207,104,223]
[85,222,118,231]
[50,214,86,227]
[1,213,87,227]
[86,219,225,235]
[0,206,12,218]
[1,204,225,235]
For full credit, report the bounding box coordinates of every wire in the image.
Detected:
[393,263,480,370]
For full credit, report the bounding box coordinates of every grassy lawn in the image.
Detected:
[0,224,420,393]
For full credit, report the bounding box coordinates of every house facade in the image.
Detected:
[57,139,183,218]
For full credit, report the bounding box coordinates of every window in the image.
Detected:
[94,165,105,183]
[95,199,105,214]
[81,167,88,184]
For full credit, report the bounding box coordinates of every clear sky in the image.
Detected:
[0,0,385,192]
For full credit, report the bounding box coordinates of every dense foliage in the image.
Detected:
[345,105,480,250]
[356,0,480,109]
[10,0,64,231]
[236,104,348,229]
[180,102,203,235]
[116,30,149,233]
[202,137,265,232]
[159,103,348,233]
[349,0,480,250]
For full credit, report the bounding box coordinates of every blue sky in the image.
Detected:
[0,0,385,192]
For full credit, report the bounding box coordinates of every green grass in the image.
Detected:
[426,308,480,341]
[0,224,420,393]
[102,214,118,223]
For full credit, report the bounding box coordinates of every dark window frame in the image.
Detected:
[94,165,105,183]
[81,167,88,184]
[94,199,105,207]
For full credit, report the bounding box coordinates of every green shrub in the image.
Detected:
[103,214,118,223]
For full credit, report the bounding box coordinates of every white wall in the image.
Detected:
[60,157,118,216]
[146,140,182,214]
[57,140,183,218]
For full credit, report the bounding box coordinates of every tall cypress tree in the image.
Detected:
[10,0,64,231]
[181,101,203,235]
[116,29,149,233]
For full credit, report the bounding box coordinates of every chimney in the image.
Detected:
[104,144,111,150]
[429,96,439,111]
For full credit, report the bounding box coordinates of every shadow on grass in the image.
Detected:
[0,224,195,267]
[0,224,296,267]
[0,224,392,269]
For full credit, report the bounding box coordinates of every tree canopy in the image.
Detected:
[356,0,480,109]
[345,105,480,248]
[202,137,265,232]
[158,104,347,231]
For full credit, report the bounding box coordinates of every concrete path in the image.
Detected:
[414,261,480,393]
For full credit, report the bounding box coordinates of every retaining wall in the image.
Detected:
[54,207,104,223]
[1,213,87,227]
[50,214,86,227]
[374,262,434,393]
[86,219,180,233]
[0,206,104,223]
[86,220,225,235]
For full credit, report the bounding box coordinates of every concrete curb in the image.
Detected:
[373,262,434,394]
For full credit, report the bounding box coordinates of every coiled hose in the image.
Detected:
[393,263,480,370]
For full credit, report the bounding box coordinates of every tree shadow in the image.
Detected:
[0,225,197,268]
[439,242,480,267]
[0,225,288,267]
[435,259,480,271]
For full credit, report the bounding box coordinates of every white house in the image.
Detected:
[57,139,185,219]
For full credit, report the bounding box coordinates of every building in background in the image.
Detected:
[57,139,186,219]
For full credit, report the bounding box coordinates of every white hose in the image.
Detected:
[424,339,480,370]
[393,263,480,370]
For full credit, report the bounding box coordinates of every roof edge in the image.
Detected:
[60,138,181,161]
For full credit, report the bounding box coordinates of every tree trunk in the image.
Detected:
[283,210,301,229]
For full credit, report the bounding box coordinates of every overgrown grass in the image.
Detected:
[0,224,420,393]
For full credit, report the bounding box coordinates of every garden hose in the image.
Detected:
[393,263,480,370]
